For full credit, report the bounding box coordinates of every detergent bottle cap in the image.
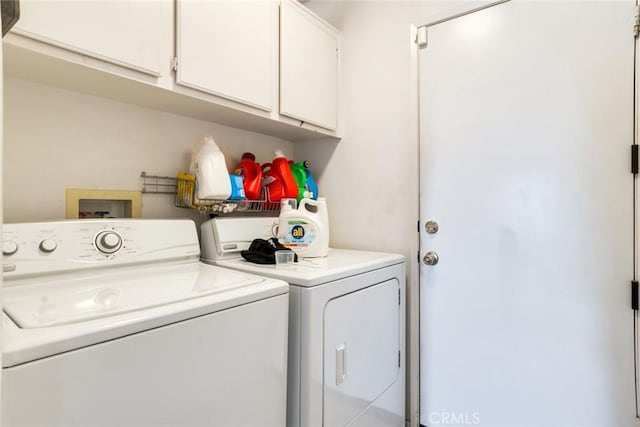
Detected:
[241,152,256,161]
[280,198,297,211]
[203,135,221,151]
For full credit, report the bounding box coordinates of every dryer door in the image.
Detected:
[323,278,400,426]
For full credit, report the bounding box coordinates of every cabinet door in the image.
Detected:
[176,0,277,112]
[280,0,339,131]
[12,0,169,76]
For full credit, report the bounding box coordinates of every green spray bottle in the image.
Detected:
[288,161,308,203]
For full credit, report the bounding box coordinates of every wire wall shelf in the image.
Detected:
[141,172,280,215]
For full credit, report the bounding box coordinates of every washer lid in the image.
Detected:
[208,248,404,287]
[4,262,263,328]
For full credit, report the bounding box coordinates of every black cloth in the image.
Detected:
[241,238,298,265]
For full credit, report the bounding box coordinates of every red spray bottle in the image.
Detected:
[234,152,263,200]
[261,150,299,201]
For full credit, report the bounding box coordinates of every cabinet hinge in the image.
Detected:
[634,5,640,38]
[632,145,638,174]
[398,350,401,368]
[171,57,179,72]
[632,281,638,310]
[398,288,401,305]
[416,26,428,49]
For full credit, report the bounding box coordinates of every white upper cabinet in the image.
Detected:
[5,0,340,140]
[280,0,339,131]
[176,0,278,112]
[12,0,170,77]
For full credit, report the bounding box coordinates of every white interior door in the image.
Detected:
[419,2,636,426]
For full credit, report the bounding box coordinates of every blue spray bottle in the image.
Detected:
[303,161,319,200]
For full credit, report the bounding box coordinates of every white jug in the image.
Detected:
[190,136,231,200]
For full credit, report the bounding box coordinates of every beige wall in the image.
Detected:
[3,76,294,224]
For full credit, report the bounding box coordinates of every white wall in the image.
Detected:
[295,2,491,425]
[3,76,294,223]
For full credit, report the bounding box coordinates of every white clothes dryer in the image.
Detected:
[201,217,406,427]
[2,219,289,427]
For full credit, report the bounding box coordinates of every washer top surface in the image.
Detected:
[209,248,404,287]
[2,219,288,367]
[3,261,287,367]
[4,262,265,329]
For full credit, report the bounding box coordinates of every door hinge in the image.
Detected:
[398,350,401,368]
[632,145,638,174]
[416,26,428,49]
[632,281,638,310]
[171,56,179,72]
[634,5,640,37]
[417,220,420,233]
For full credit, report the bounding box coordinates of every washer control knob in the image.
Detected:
[39,239,57,253]
[2,241,18,256]
[95,231,122,254]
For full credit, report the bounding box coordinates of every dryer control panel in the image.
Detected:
[200,217,278,261]
[2,220,201,280]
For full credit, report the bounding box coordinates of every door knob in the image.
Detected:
[423,251,439,266]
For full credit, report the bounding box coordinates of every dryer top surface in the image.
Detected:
[208,248,404,287]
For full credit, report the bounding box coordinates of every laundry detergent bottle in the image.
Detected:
[303,161,319,200]
[234,152,262,200]
[288,161,308,203]
[189,135,231,200]
[277,197,329,258]
[261,150,299,202]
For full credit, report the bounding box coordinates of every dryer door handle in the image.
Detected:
[336,343,347,385]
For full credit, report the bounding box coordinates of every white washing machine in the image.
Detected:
[1,219,289,427]
[200,217,406,427]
